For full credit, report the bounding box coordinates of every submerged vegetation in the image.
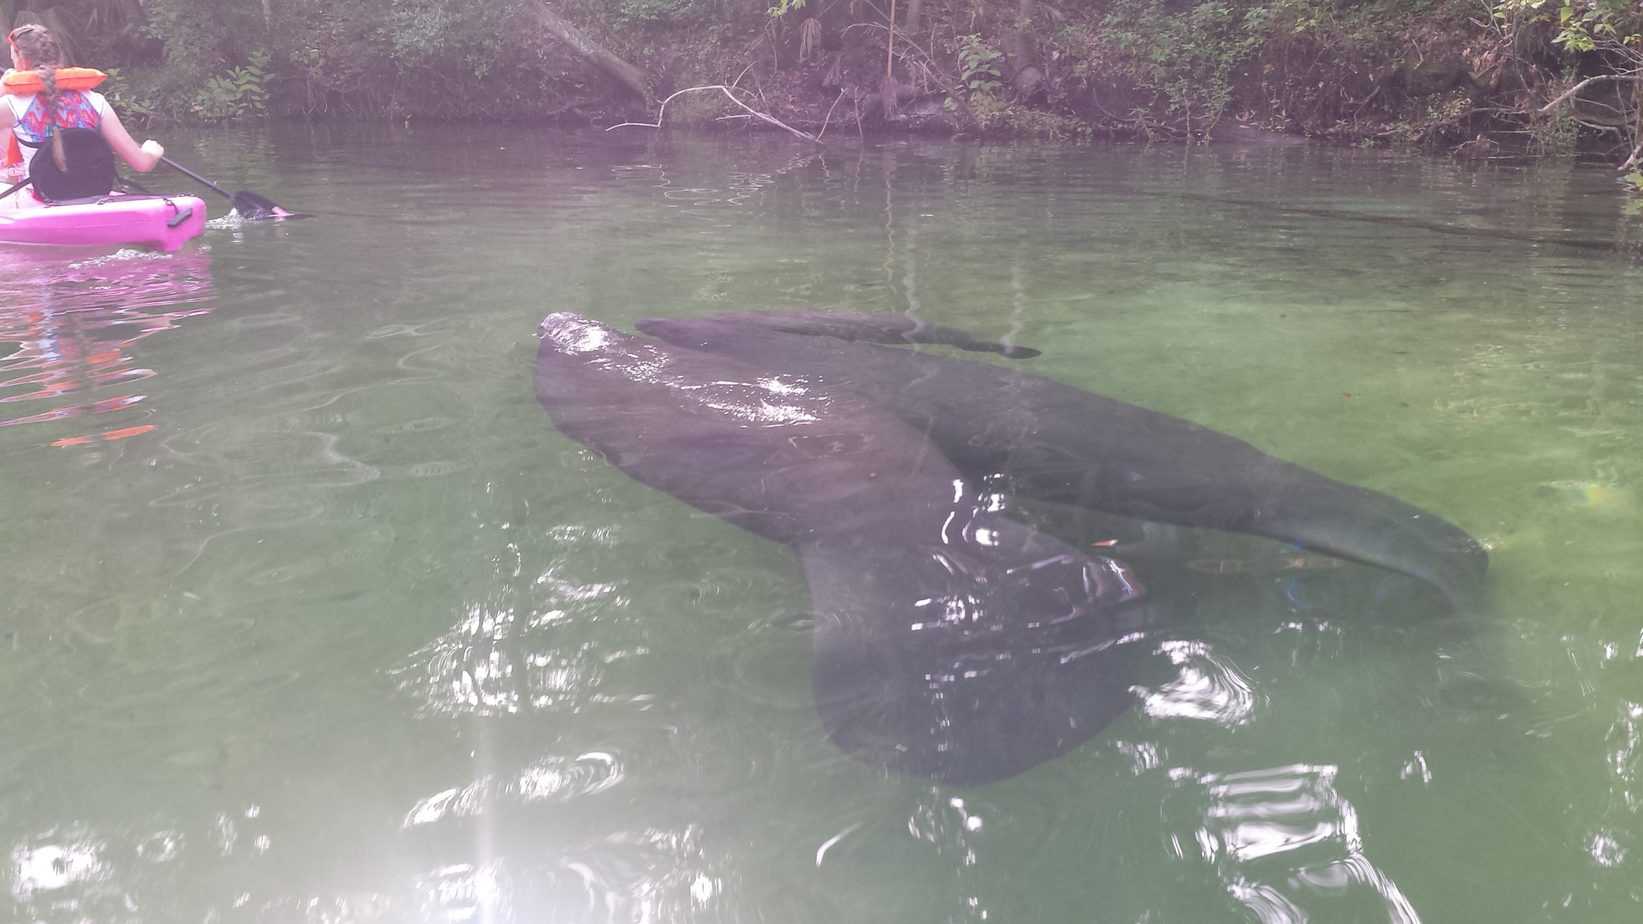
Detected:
[6,0,1643,165]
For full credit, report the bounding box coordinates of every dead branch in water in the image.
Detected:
[607,85,823,144]
[818,88,848,142]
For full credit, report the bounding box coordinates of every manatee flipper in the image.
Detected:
[802,520,1151,784]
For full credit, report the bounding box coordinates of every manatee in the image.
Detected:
[535,312,1159,783]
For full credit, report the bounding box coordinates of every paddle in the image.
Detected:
[0,175,29,203]
[159,155,298,220]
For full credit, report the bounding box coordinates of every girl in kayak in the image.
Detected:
[0,23,164,204]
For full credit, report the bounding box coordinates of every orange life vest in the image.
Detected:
[2,68,108,169]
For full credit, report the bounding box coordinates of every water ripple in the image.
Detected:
[402,752,626,829]
[1167,763,1423,923]
[397,570,634,719]
[1135,639,1262,727]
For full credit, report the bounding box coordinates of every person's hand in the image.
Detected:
[139,139,164,170]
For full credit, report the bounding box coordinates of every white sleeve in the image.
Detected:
[89,90,114,121]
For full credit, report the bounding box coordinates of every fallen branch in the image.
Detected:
[1539,72,1643,114]
[534,2,651,101]
[607,85,823,144]
[818,88,847,142]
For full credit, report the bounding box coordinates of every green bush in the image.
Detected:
[957,34,1004,96]
[100,67,163,124]
[190,50,270,121]
[1098,0,1269,136]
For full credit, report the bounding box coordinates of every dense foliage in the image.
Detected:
[5,0,1643,164]
[5,0,601,119]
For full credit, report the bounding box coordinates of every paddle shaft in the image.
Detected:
[158,155,293,219]
[160,155,234,202]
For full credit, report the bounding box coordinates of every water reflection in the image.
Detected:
[1168,764,1421,923]
[1136,640,1260,726]
[398,567,636,719]
[0,249,213,447]
[1594,699,1642,870]
[9,833,108,905]
[402,752,626,829]
[402,820,728,923]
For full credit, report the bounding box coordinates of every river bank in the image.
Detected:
[11,0,1633,167]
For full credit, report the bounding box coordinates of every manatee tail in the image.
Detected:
[1261,480,1489,610]
[638,310,1041,358]
[1035,468,1489,609]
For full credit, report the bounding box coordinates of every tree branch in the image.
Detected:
[1539,72,1643,114]
[607,85,823,144]
[817,88,847,142]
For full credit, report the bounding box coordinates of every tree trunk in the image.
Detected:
[1006,0,1035,70]
[904,0,921,35]
[534,2,651,102]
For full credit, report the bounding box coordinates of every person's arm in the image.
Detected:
[0,100,18,179]
[98,107,163,172]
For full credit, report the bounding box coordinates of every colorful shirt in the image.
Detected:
[2,88,112,174]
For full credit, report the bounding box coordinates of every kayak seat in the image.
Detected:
[25,127,117,202]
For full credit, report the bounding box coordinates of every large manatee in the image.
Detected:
[535,312,1161,784]
[635,311,1488,607]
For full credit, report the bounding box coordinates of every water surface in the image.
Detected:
[1,125,1640,922]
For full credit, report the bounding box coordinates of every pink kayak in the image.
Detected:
[0,193,208,252]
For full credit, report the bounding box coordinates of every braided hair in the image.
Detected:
[7,24,69,172]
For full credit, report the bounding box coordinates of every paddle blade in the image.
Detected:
[232,190,300,220]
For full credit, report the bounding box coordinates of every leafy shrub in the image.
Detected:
[1099,0,1268,136]
[957,34,1005,96]
[190,50,270,121]
[100,67,164,124]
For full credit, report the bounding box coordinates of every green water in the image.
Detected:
[1,125,1640,922]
